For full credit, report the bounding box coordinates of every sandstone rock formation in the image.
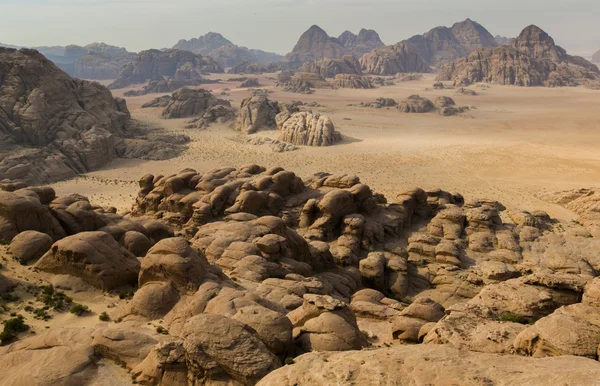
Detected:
[437,25,600,87]
[593,49,600,64]
[299,55,362,78]
[108,49,222,89]
[0,47,131,185]
[285,25,352,66]
[173,32,283,68]
[362,98,397,108]
[257,344,600,385]
[277,72,330,94]
[360,42,432,75]
[235,95,281,134]
[71,43,136,79]
[398,95,434,113]
[338,29,385,57]
[279,112,342,146]
[34,231,140,290]
[8,230,53,263]
[124,75,215,97]
[405,18,498,67]
[240,78,261,88]
[162,88,231,119]
[331,74,373,89]
[229,61,281,74]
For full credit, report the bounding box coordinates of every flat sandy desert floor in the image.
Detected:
[53,73,600,221]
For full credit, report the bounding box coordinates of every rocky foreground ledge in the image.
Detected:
[1,165,600,385]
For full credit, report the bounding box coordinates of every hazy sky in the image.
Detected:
[1,0,598,56]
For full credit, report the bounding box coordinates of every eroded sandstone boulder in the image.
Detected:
[279,112,342,146]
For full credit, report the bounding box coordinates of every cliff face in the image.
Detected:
[405,18,498,67]
[360,42,432,75]
[0,48,131,184]
[436,25,600,87]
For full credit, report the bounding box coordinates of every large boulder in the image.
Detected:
[181,313,281,385]
[279,112,342,147]
[235,95,281,134]
[34,231,140,290]
[397,95,434,113]
[162,88,231,119]
[287,294,367,351]
[8,230,53,263]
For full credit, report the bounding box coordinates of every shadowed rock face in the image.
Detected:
[108,49,223,90]
[360,42,432,75]
[285,25,353,66]
[173,32,283,68]
[436,25,600,87]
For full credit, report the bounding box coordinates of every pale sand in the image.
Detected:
[53,73,600,221]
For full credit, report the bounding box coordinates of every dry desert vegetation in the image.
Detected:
[1,19,600,386]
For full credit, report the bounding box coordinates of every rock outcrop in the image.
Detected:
[331,74,373,89]
[277,72,331,94]
[235,95,281,134]
[437,25,600,87]
[360,42,432,75]
[285,25,352,66]
[0,47,131,185]
[299,55,363,78]
[162,88,231,119]
[229,61,281,74]
[593,49,600,64]
[405,18,498,67]
[338,29,385,57]
[108,49,222,89]
[279,112,342,146]
[124,76,214,97]
[398,95,434,113]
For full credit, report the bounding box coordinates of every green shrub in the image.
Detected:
[156,326,168,335]
[500,312,529,324]
[69,304,90,316]
[38,285,72,310]
[118,290,134,300]
[99,312,110,322]
[0,316,28,344]
[284,357,295,365]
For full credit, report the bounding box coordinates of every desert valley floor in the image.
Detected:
[53,73,600,222]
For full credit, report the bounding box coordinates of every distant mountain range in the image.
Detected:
[172,32,283,68]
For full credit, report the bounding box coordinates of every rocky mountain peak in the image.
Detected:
[356,29,384,46]
[513,25,565,61]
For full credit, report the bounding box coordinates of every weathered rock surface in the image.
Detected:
[277,72,331,94]
[229,61,281,74]
[8,230,53,263]
[398,95,434,113]
[279,112,342,146]
[235,95,281,134]
[331,74,373,89]
[338,29,385,57]
[162,88,231,119]
[0,48,131,185]
[300,55,363,78]
[108,49,222,90]
[406,18,498,67]
[285,25,352,66]
[360,42,432,75]
[257,344,600,386]
[437,25,600,87]
[34,231,140,290]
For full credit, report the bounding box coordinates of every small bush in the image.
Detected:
[38,285,72,310]
[69,304,90,316]
[500,312,529,324]
[99,312,110,322]
[156,326,168,335]
[0,316,28,344]
[284,357,295,365]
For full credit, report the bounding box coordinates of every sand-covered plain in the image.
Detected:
[53,73,600,221]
